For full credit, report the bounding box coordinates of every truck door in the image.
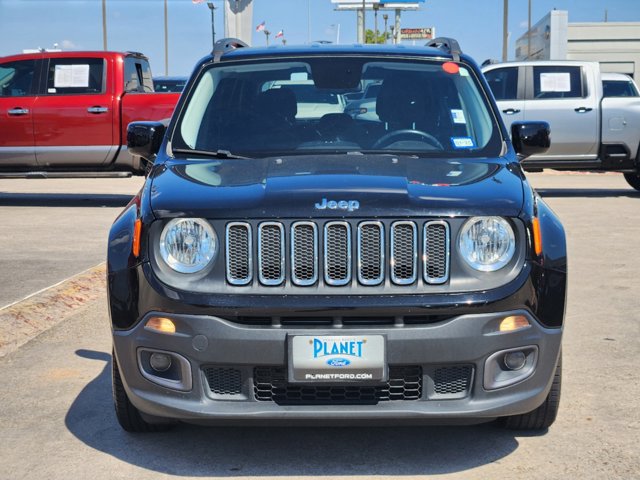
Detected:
[483,65,525,132]
[523,65,599,163]
[0,59,38,167]
[120,56,178,147]
[32,56,115,167]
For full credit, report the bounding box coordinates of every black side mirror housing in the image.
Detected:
[127,121,166,161]
[511,121,550,159]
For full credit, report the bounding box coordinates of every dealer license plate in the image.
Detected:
[288,335,386,383]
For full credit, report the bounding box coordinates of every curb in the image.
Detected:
[0,264,106,358]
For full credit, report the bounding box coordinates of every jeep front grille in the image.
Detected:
[324,222,351,286]
[291,222,318,286]
[225,220,450,287]
[258,223,285,285]
[390,221,418,284]
[358,221,384,285]
[226,223,252,285]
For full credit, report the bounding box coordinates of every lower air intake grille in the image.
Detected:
[432,366,472,397]
[253,366,422,405]
[203,367,243,395]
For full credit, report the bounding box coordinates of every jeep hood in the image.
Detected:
[149,155,525,218]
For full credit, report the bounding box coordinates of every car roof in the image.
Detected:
[601,72,634,82]
[0,51,146,62]
[481,60,600,70]
[215,43,463,63]
[154,76,188,81]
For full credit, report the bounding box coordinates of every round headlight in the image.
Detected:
[459,216,515,272]
[159,218,217,273]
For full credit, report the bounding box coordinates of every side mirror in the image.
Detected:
[127,121,166,161]
[511,121,550,159]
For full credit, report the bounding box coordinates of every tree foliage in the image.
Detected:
[365,29,389,44]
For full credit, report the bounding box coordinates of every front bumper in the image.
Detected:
[112,307,562,425]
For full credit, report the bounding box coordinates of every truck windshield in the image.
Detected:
[172,56,502,158]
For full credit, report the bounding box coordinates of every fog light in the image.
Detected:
[504,351,527,371]
[149,353,172,372]
[484,345,538,390]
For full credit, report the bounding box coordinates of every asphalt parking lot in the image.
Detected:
[0,172,639,479]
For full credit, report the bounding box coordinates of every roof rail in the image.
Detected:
[425,37,461,62]
[212,38,248,62]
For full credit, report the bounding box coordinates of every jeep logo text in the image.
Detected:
[315,198,360,212]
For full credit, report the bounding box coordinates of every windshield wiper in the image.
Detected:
[172,148,250,159]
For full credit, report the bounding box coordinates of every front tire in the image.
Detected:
[112,352,172,433]
[502,353,562,430]
[623,172,640,191]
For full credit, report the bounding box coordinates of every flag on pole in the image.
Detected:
[275,30,284,39]
[192,0,205,3]
[256,21,266,32]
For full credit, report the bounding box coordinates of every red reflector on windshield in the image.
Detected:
[442,62,460,74]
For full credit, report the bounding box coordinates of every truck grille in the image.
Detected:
[225,220,450,287]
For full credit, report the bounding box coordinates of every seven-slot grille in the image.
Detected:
[225,220,450,287]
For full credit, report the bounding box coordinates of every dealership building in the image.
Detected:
[516,10,640,79]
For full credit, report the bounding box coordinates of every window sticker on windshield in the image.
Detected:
[54,64,90,88]
[447,170,463,177]
[450,109,466,124]
[451,137,476,149]
[540,72,571,92]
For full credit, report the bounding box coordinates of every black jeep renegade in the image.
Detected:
[109,38,565,432]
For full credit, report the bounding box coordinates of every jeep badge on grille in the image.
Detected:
[315,198,360,212]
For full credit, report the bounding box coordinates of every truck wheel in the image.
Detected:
[623,173,640,191]
[502,353,562,430]
[112,352,172,432]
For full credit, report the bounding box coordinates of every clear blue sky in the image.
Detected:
[1,0,638,76]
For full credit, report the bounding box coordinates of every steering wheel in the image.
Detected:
[372,129,444,150]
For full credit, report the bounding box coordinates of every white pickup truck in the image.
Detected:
[482,61,640,190]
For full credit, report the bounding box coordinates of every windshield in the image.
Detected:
[172,55,502,158]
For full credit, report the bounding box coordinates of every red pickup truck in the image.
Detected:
[0,50,180,176]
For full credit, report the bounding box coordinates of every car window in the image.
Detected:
[603,79,639,97]
[532,66,584,99]
[124,57,154,92]
[174,57,502,158]
[364,83,381,98]
[153,79,186,93]
[484,67,518,101]
[0,60,36,97]
[45,58,105,95]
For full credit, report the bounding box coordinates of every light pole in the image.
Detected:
[102,0,107,50]
[502,0,508,61]
[527,0,532,59]
[307,0,311,44]
[383,14,388,44]
[373,4,379,44]
[331,23,341,44]
[361,0,366,44]
[164,0,168,76]
[207,2,216,50]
